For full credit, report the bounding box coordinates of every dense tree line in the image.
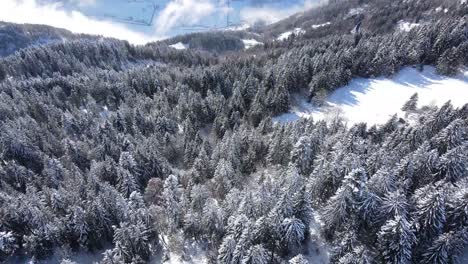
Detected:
[0,22,86,58]
[164,31,250,54]
[0,0,467,263]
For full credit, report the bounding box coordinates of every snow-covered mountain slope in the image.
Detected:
[274,66,468,125]
[277,27,305,41]
[311,22,331,29]
[242,39,263,49]
[397,20,420,32]
[0,22,80,57]
[169,42,188,50]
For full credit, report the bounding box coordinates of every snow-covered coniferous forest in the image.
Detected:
[0,0,467,263]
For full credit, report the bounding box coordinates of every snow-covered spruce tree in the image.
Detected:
[421,229,468,264]
[431,118,466,154]
[337,245,375,264]
[321,168,367,233]
[212,159,237,198]
[232,221,254,264]
[113,220,153,263]
[192,143,212,183]
[423,101,456,138]
[358,189,383,228]
[413,184,446,242]
[241,244,270,264]
[0,231,17,261]
[292,185,314,227]
[162,174,182,232]
[23,229,54,260]
[281,217,305,251]
[436,145,468,183]
[267,127,292,166]
[378,215,417,264]
[290,136,317,176]
[381,190,411,221]
[116,166,138,198]
[401,93,419,113]
[101,248,124,264]
[446,182,468,229]
[201,198,225,241]
[218,235,237,264]
[69,205,90,248]
[144,177,164,206]
[328,230,360,263]
[436,47,462,75]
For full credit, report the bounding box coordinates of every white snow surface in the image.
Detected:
[346,7,365,18]
[273,66,468,126]
[169,42,188,50]
[162,252,207,264]
[397,20,420,32]
[311,22,331,29]
[242,38,263,49]
[277,27,305,41]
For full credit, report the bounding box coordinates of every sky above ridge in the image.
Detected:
[1,0,325,44]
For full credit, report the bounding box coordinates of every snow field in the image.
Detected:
[274,66,468,126]
[242,39,263,49]
[169,42,188,50]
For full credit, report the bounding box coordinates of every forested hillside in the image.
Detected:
[0,22,97,58]
[0,0,467,263]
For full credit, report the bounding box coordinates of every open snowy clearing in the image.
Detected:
[311,22,331,29]
[169,42,188,50]
[242,39,263,49]
[397,20,420,32]
[273,66,468,126]
[277,27,305,41]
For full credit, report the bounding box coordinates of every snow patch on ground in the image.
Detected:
[157,238,208,264]
[346,7,365,18]
[273,66,468,126]
[397,20,420,32]
[277,27,305,41]
[242,38,263,49]
[272,94,321,124]
[162,252,207,264]
[311,22,331,29]
[169,42,188,50]
[302,210,329,264]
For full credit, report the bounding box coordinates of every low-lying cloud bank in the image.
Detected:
[155,0,216,35]
[0,0,323,44]
[1,0,158,44]
[240,0,326,25]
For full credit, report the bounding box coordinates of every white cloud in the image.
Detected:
[38,0,96,7]
[0,0,158,44]
[154,0,216,35]
[240,0,325,25]
[72,0,96,7]
[0,0,327,45]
